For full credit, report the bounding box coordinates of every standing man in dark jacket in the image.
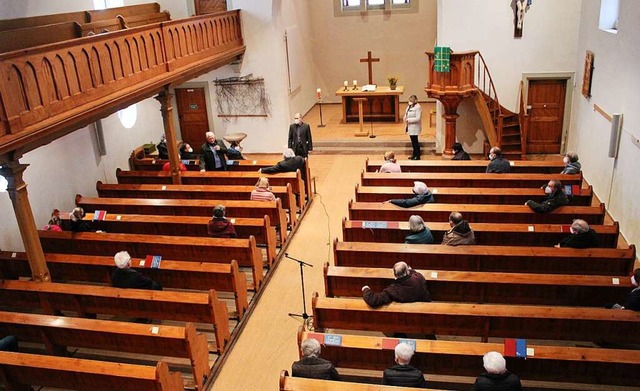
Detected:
[486,147,511,173]
[111,251,162,291]
[383,343,427,388]
[292,338,339,380]
[362,262,431,308]
[473,351,523,391]
[556,219,599,248]
[288,113,313,158]
[525,179,568,213]
[199,131,228,172]
[259,148,306,180]
[385,181,434,208]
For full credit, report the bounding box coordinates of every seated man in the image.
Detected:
[0,335,18,352]
[525,179,568,213]
[361,261,431,308]
[442,211,476,246]
[207,205,237,238]
[383,343,427,388]
[199,131,228,172]
[486,147,510,173]
[556,219,599,248]
[385,181,434,208]
[259,148,306,180]
[452,142,471,160]
[560,151,581,174]
[610,268,640,311]
[291,338,339,380]
[405,215,433,244]
[69,207,94,232]
[473,351,523,391]
[111,251,162,291]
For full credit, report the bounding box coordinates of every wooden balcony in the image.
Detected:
[0,10,245,160]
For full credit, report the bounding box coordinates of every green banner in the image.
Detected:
[434,46,451,73]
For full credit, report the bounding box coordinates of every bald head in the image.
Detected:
[393,262,410,278]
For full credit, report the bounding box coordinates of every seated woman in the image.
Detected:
[451,142,471,160]
[227,140,245,160]
[560,151,581,174]
[179,143,197,160]
[69,207,94,232]
[385,181,434,208]
[43,209,62,231]
[251,177,276,202]
[405,215,433,244]
[378,151,402,173]
[207,205,237,238]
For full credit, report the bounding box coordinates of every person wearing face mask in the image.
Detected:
[485,147,511,173]
[608,269,640,311]
[288,113,313,158]
[384,181,434,208]
[560,151,581,174]
[199,131,228,172]
[451,142,471,161]
[555,219,599,248]
[179,142,197,160]
[404,95,422,160]
[524,179,568,213]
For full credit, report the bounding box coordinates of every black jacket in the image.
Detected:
[363,269,431,308]
[558,228,599,248]
[626,287,640,311]
[389,192,434,208]
[486,157,511,173]
[288,122,313,157]
[383,364,427,388]
[525,189,569,213]
[111,268,162,291]
[199,140,228,171]
[291,356,339,380]
[261,156,306,180]
[452,150,471,160]
[473,371,523,391]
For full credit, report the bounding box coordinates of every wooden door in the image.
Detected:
[194,0,227,15]
[175,88,209,147]
[526,79,566,154]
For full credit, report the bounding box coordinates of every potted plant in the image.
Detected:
[387,75,399,90]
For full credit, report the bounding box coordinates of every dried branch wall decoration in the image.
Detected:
[214,75,271,120]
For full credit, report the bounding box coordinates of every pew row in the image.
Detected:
[0,352,184,391]
[61,212,277,265]
[279,370,436,391]
[311,294,640,344]
[96,181,299,224]
[333,240,636,276]
[0,312,209,390]
[324,264,631,307]
[348,201,606,225]
[38,230,264,289]
[0,280,230,354]
[116,168,307,207]
[342,218,619,248]
[361,172,582,188]
[76,194,288,244]
[0,251,248,318]
[355,184,593,206]
[298,330,640,389]
[366,158,566,173]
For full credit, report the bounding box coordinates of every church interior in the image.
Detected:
[0,0,639,390]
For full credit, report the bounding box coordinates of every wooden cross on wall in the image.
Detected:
[360,51,380,85]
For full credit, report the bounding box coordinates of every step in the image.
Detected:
[313,140,436,155]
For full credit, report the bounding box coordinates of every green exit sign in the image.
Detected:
[434,46,451,73]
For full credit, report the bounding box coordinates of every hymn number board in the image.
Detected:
[434,46,451,73]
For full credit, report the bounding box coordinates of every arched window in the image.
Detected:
[117,104,138,129]
[599,0,620,34]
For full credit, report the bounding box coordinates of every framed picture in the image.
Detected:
[582,51,594,99]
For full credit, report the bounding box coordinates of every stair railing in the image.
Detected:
[518,80,530,157]
[475,52,504,147]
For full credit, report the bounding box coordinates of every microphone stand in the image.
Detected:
[368,97,376,138]
[285,253,313,322]
[318,99,326,128]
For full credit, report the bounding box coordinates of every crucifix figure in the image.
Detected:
[512,0,530,38]
[360,51,380,85]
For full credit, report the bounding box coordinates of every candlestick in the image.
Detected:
[343,80,348,91]
[352,79,358,90]
[316,88,322,100]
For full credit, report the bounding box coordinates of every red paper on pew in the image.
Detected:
[306,333,324,345]
[143,255,162,269]
[572,185,581,195]
[93,210,107,221]
[560,225,571,233]
[504,338,516,357]
[382,338,399,350]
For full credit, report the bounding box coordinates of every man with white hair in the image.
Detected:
[291,338,339,380]
[405,215,434,244]
[199,131,228,172]
[288,112,313,157]
[111,251,162,290]
[556,218,599,248]
[382,342,427,387]
[259,148,306,180]
[473,351,522,390]
[362,261,430,308]
[385,181,434,208]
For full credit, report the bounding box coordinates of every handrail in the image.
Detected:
[475,52,503,147]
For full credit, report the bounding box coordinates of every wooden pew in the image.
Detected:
[80,18,125,36]
[366,158,567,174]
[0,12,87,32]
[76,193,288,244]
[342,218,620,248]
[361,172,583,188]
[0,352,184,391]
[324,264,632,307]
[348,201,606,225]
[0,22,81,53]
[355,184,593,206]
[38,230,265,289]
[61,212,277,264]
[279,370,436,391]
[311,294,640,344]
[120,11,171,28]
[298,331,640,389]
[0,280,230,354]
[86,3,161,22]
[116,168,307,207]
[333,240,636,276]
[0,251,248,318]
[0,312,209,390]
[96,181,299,223]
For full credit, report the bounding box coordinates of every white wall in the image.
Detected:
[568,0,640,248]
[436,0,582,152]
[0,0,188,20]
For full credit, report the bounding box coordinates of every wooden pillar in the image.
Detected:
[0,161,50,282]
[439,97,464,158]
[353,97,368,137]
[155,89,182,185]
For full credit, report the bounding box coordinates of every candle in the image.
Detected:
[343,80,348,87]
[316,88,322,99]
[353,80,358,86]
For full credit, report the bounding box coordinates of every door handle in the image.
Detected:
[526,105,532,114]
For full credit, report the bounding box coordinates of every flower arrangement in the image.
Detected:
[387,75,399,89]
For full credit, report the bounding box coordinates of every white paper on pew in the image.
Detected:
[526,348,534,356]
[11,252,17,258]
[431,188,438,194]
[510,161,515,166]
[116,215,122,220]
[139,260,146,267]
[430,272,438,279]
[528,226,535,232]
[231,219,236,224]
[151,326,159,334]
[612,278,620,285]
[152,159,156,164]
[161,185,166,190]
[253,160,257,165]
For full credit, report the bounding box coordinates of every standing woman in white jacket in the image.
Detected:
[404,95,422,160]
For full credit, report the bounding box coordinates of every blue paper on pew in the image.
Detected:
[324,334,342,346]
[227,160,237,165]
[515,339,527,358]
[398,339,417,351]
[564,185,572,196]
[181,160,191,165]
[362,221,388,229]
